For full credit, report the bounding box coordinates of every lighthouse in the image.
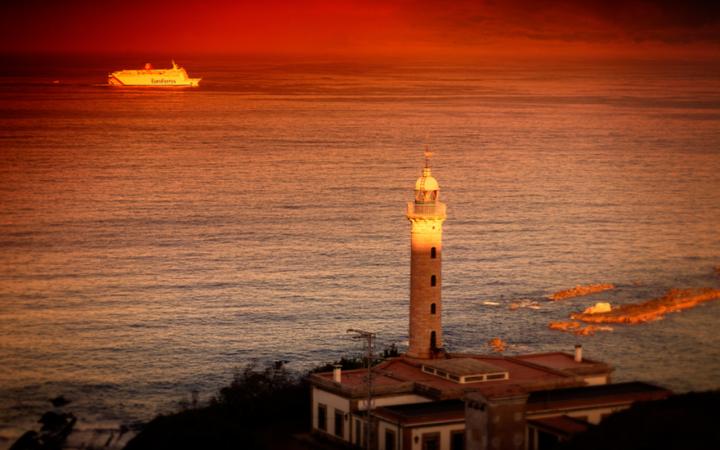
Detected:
[406,149,447,359]
[310,149,626,450]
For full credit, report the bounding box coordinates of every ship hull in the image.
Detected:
[108,64,201,87]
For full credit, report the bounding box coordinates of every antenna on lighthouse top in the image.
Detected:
[424,145,433,169]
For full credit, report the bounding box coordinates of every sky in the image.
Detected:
[1,0,719,58]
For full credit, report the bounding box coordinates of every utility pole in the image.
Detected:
[347,328,375,450]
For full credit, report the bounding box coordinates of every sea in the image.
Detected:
[1,54,719,448]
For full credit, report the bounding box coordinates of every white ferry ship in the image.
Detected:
[108,61,201,87]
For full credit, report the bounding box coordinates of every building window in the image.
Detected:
[385,429,396,450]
[430,303,436,314]
[317,404,327,431]
[422,432,441,450]
[355,419,363,446]
[431,275,437,286]
[431,247,436,258]
[430,331,437,349]
[334,410,344,438]
[451,430,465,450]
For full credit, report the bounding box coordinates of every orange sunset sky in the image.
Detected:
[1,0,719,58]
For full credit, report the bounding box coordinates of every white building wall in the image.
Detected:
[583,375,608,386]
[349,413,366,447]
[409,423,465,450]
[358,394,432,410]
[312,387,352,441]
[312,387,432,444]
[377,420,401,450]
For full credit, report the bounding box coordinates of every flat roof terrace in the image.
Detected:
[311,352,606,401]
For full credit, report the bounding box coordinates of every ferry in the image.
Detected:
[108,61,201,87]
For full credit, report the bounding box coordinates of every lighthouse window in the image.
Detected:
[430,303,436,314]
[430,331,437,349]
[431,275,437,286]
[431,247,436,259]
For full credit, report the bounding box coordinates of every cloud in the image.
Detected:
[1,0,718,55]
[403,0,720,45]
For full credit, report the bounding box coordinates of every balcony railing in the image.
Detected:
[407,202,446,218]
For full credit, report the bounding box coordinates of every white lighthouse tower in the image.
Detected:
[406,149,447,359]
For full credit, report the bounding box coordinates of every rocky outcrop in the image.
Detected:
[549,321,582,332]
[49,396,70,408]
[582,302,612,314]
[571,288,720,324]
[548,283,615,301]
[488,337,506,352]
[548,321,613,335]
[10,411,76,450]
[509,299,541,310]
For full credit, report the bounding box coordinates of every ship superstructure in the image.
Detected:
[108,61,201,87]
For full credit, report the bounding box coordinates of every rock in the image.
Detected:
[571,288,720,324]
[582,302,612,314]
[49,395,70,407]
[39,411,69,432]
[38,411,76,448]
[509,299,541,310]
[548,283,615,301]
[488,337,506,353]
[575,325,613,336]
[575,326,596,336]
[549,321,612,336]
[549,321,581,331]
[9,431,40,450]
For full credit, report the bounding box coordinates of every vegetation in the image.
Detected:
[310,343,399,373]
[124,345,400,450]
[123,361,308,450]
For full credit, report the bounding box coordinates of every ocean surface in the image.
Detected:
[1,54,719,447]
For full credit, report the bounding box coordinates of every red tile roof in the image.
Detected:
[515,352,612,376]
[527,415,590,436]
[310,352,610,401]
[526,381,672,412]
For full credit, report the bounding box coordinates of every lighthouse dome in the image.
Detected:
[414,167,440,204]
[415,167,439,192]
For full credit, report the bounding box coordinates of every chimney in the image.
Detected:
[333,365,342,383]
[574,344,583,362]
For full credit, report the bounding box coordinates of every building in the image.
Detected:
[309,153,671,450]
[466,381,671,450]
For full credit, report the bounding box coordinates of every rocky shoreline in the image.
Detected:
[570,288,720,324]
[548,283,615,301]
[8,397,135,450]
